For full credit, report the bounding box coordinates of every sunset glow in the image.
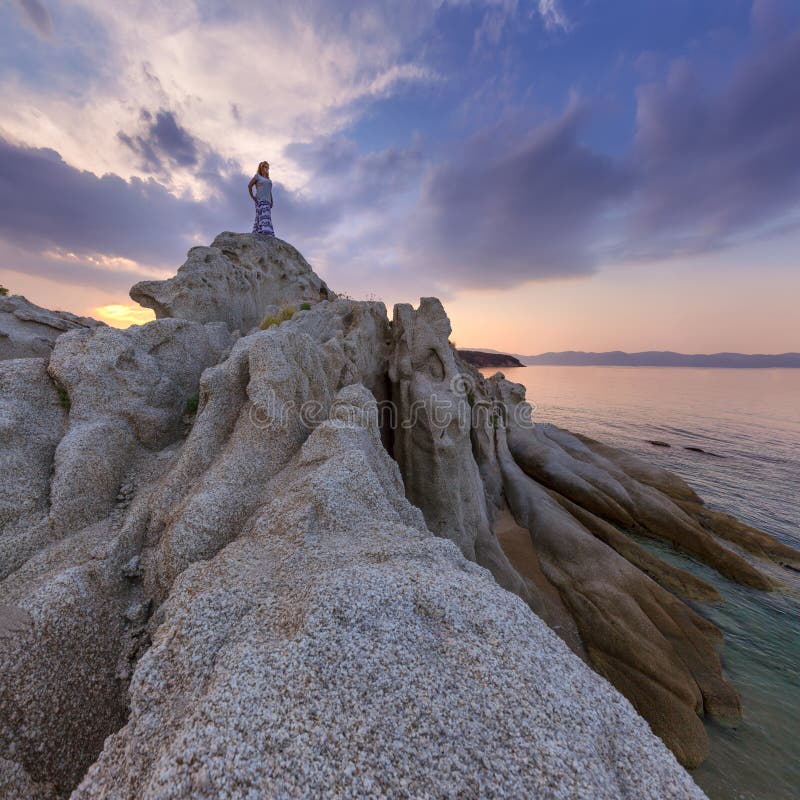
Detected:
[1,0,798,353]
[92,304,156,328]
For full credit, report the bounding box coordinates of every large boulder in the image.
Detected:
[108,297,390,604]
[73,385,705,800]
[494,422,736,768]
[44,318,235,541]
[130,233,336,333]
[0,295,104,360]
[0,286,710,798]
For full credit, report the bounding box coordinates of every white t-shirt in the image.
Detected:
[254,174,272,203]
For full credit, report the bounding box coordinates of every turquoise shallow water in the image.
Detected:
[480,366,800,800]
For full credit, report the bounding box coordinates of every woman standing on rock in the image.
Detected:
[248,160,275,237]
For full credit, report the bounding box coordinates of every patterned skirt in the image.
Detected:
[252,200,275,236]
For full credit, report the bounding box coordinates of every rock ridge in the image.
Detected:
[1,231,797,798]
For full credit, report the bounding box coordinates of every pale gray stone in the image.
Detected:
[46,318,235,535]
[0,295,103,361]
[4,230,794,797]
[130,233,335,332]
[73,385,706,800]
[0,358,66,579]
[388,297,534,602]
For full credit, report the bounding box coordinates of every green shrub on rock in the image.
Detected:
[55,383,70,411]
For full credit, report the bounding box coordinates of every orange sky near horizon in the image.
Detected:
[2,0,800,358]
[446,261,800,355]
[4,250,799,355]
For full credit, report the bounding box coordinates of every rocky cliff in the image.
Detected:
[1,233,797,799]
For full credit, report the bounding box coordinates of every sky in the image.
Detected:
[1,0,799,354]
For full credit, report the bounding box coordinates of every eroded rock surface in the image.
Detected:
[74,386,705,800]
[388,298,531,604]
[130,233,336,332]
[0,359,66,574]
[1,232,797,797]
[0,318,235,797]
[0,295,104,361]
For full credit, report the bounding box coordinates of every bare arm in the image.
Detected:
[248,176,257,202]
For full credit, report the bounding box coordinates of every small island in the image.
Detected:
[458,349,524,368]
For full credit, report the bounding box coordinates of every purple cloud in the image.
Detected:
[410,106,633,288]
[408,26,800,287]
[0,136,348,292]
[0,125,421,289]
[3,17,800,301]
[0,137,209,266]
[627,30,800,259]
[118,109,201,173]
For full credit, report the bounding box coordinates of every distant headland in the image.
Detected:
[457,349,524,368]
[465,349,800,368]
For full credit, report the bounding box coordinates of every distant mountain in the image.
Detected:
[514,351,800,368]
[457,349,524,368]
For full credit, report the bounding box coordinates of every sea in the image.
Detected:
[479,365,800,800]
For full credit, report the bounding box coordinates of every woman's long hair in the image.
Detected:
[257,160,270,177]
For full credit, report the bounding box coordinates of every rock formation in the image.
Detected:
[0,295,104,360]
[1,232,797,798]
[130,233,336,333]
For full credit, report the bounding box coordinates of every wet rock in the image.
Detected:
[684,445,725,457]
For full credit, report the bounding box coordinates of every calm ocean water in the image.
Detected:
[480,366,800,800]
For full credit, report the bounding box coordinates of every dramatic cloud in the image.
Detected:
[0,134,343,293]
[2,0,800,317]
[283,138,362,178]
[407,23,800,289]
[118,109,200,173]
[278,134,427,294]
[0,0,441,190]
[0,136,208,266]
[0,130,421,296]
[410,105,632,289]
[627,30,800,259]
[0,239,159,294]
